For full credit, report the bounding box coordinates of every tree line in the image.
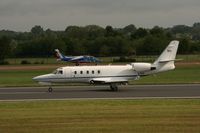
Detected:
[0,23,200,63]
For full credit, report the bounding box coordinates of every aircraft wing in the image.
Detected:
[70,56,84,61]
[91,77,128,84]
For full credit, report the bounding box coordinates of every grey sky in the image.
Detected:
[0,0,200,31]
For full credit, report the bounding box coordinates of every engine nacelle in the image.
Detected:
[131,63,152,72]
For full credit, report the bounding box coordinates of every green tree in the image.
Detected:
[65,26,86,39]
[84,25,104,39]
[192,23,200,40]
[0,36,11,62]
[31,25,44,35]
[179,38,190,54]
[131,28,148,39]
[150,26,164,36]
[99,45,110,56]
[171,25,191,34]
[136,36,167,55]
[105,25,115,37]
[189,42,200,54]
[123,24,137,34]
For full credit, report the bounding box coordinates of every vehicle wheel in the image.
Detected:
[90,80,95,85]
[48,87,53,92]
[110,84,118,91]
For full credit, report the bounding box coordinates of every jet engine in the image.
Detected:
[131,63,155,72]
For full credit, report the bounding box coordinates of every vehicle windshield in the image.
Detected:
[52,69,63,74]
[52,70,57,74]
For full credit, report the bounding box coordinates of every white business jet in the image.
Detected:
[33,40,179,92]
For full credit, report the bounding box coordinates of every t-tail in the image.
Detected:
[55,49,66,61]
[153,40,179,73]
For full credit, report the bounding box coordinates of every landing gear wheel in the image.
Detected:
[90,80,95,85]
[48,87,53,92]
[110,84,118,91]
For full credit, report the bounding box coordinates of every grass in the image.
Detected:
[0,70,51,87]
[6,58,60,65]
[5,54,200,65]
[0,64,199,87]
[0,99,200,133]
[133,64,200,84]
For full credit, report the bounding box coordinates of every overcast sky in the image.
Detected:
[1,0,200,31]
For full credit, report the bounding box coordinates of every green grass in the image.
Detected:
[0,99,200,133]
[177,54,200,62]
[133,65,200,84]
[5,54,200,65]
[0,64,199,87]
[0,70,52,87]
[5,58,66,65]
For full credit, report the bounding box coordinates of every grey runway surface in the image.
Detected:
[0,84,200,101]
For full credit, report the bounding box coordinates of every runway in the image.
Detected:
[0,84,200,101]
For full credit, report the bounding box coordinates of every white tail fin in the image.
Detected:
[152,40,179,73]
[154,41,179,65]
[55,49,64,59]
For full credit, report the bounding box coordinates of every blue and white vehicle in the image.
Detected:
[55,49,101,65]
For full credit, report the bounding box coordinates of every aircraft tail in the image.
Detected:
[153,40,179,72]
[55,49,65,60]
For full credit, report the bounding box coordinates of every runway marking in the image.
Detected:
[0,84,199,90]
[1,97,200,102]
[0,84,199,101]
[0,92,46,94]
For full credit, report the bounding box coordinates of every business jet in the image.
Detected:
[33,41,179,92]
[55,49,101,65]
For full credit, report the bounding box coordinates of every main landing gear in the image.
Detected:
[48,87,53,92]
[110,84,118,91]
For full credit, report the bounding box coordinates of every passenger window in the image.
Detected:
[92,70,94,74]
[74,71,77,74]
[97,70,100,74]
[58,70,63,74]
[87,71,89,74]
[80,71,83,74]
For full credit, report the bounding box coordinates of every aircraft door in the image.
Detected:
[65,68,72,78]
[71,68,76,78]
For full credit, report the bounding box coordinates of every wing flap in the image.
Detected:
[71,56,84,61]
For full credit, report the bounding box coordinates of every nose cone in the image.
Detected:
[32,74,52,82]
[32,75,43,82]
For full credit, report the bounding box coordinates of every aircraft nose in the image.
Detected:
[32,74,53,82]
[32,75,47,82]
[32,76,41,81]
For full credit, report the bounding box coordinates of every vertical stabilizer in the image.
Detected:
[154,41,179,64]
[55,49,65,59]
[152,40,179,73]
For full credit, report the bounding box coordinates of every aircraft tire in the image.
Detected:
[48,87,53,92]
[90,80,95,85]
[110,84,118,91]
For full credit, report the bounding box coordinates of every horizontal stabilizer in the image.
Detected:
[159,59,182,63]
[154,40,179,65]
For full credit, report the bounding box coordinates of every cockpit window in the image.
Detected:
[58,70,63,74]
[52,70,57,74]
[52,70,63,74]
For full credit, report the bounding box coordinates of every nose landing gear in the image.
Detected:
[110,84,118,91]
[48,87,53,92]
